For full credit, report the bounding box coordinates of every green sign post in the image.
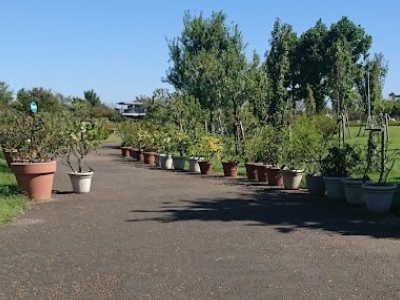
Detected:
[30,101,38,114]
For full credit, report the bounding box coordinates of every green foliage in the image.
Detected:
[83,89,101,107]
[0,81,13,106]
[61,102,107,172]
[198,134,223,161]
[266,19,297,128]
[14,87,64,113]
[321,144,363,177]
[3,109,68,162]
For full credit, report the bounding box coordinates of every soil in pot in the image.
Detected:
[222,161,239,177]
[305,174,326,196]
[245,162,258,180]
[198,161,213,175]
[11,161,57,201]
[267,167,283,186]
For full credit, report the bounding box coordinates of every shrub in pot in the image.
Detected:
[171,130,191,171]
[361,126,398,213]
[61,102,107,193]
[321,144,363,201]
[197,134,223,175]
[6,109,66,201]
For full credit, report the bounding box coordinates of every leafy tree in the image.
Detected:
[83,89,101,107]
[296,20,328,113]
[165,11,244,132]
[0,81,14,106]
[266,19,297,128]
[325,17,372,114]
[14,87,63,112]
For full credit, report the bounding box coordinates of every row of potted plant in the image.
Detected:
[117,115,398,213]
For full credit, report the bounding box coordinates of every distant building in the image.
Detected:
[115,101,146,119]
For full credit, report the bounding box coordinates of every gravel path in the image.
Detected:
[1,146,400,299]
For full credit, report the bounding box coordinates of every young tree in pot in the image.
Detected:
[187,128,206,173]
[198,134,223,175]
[117,121,134,157]
[221,136,241,177]
[171,130,191,171]
[61,102,107,193]
[361,124,398,213]
[321,144,363,201]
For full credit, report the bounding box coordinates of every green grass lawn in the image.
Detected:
[0,158,29,226]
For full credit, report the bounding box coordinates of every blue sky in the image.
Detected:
[1,1,399,105]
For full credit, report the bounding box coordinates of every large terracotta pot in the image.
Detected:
[266,167,283,187]
[120,146,131,157]
[222,161,239,177]
[143,152,156,166]
[256,164,269,182]
[198,161,213,175]
[11,161,57,201]
[245,162,258,180]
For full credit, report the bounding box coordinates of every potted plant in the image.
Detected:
[361,127,398,213]
[6,109,66,201]
[281,125,305,190]
[116,121,133,158]
[171,130,191,171]
[264,127,285,187]
[187,128,205,173]
[198,134,223,175]
[321,144,363,201]
[303,115,337,196]
[221,137,240,178]
[61,103,106,193]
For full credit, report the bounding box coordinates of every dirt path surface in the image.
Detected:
[1,146,400,300]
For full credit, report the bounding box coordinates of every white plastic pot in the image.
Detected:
[282,169,304,190]
[68,171,93,193]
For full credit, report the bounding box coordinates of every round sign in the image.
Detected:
[30,102,38,113]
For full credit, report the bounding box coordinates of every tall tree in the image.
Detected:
[296,20,328,113]
[84,89,101,107]
[0,81,13,106]
[266,19,297,128]
[325,17,372,114]
[165,11,244,132]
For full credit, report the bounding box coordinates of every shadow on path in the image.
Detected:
[127,188,400,239]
